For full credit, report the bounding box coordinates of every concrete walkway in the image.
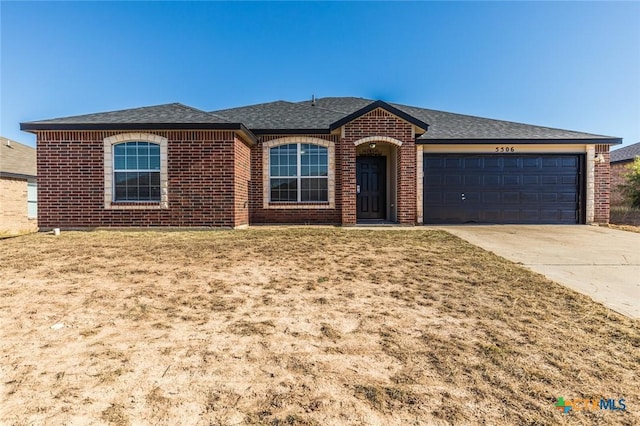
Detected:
[431,225,640,319]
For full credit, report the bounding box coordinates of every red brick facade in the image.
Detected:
[342,108,415,225]
[611,161,632,206]
[594,144,611,224]
[33,109,615,228]
[249,134,341,224]
[36,130,252,229]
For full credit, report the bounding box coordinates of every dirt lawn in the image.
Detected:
[1,228,638,425]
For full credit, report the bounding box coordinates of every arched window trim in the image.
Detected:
[262,137,335,210]
[104,133,168,210]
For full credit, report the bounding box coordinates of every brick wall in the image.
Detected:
[594,144,611,223]
[233,136,251,227]
[249,134,341,224]
[342,108,416,225]
[36,130,251,229]
[610,161,631,206]
[0,177,38,234]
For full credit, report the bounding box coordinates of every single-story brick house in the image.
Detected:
[0,137,38,234]
[20,97,621,229]
[610,142,640,206]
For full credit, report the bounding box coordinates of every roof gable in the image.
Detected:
[328,100,429,133]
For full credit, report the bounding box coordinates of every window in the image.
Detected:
[113,141,161,202]
[270,143,328,202]
[27,181,37,218]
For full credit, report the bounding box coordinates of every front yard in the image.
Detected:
[1,228,638,425]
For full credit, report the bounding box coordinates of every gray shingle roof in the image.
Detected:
[21,97,620,144]
[611,142,640,163]
[212,100,345,130]
[23,103,231,125]
[0,137,36,178]
[295,97,618,141]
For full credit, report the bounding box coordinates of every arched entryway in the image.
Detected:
[354,136,402,223]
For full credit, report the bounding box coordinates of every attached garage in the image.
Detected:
[423,154,584,224]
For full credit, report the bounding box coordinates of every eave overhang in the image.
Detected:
[20,122,258,145]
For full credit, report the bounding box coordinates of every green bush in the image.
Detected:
[621,157,640,208]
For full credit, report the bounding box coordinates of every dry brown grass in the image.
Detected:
[0,228,638,425]
[608,224,640,234]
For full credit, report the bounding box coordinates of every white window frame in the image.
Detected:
[104,133,168,210]
[27,180,37,219]
[262,137,335,209]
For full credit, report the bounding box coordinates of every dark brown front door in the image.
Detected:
[357,156,386,220]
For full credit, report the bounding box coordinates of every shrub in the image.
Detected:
[621,157,640,208]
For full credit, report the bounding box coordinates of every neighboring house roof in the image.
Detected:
[610,142,640,163]
[21,97,621,145]
[0,137,37,179]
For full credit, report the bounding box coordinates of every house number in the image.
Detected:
[495,146,515,152]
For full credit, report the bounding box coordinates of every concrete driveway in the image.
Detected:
[432,225,640,319]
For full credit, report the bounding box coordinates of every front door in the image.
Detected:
[357,156,386,220]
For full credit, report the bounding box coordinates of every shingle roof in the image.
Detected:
[21,97,621,144]
[20,103,258,144]
[212,100,345,131]
[0,137,36,178]
[611,142,640,163]
[23,103,231,126]
[294,97,618,142]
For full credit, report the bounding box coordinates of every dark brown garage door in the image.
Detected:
[423,154,583,224]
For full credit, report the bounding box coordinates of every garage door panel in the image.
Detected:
[503,192,520,203]
[560,192,578,202]
[520,210,540,221]
[484,175,501,185]
[424,154,582,224]
[444,192,462,203]
[503,175,520,185]
[464,158,482,168]
[484,158,502,169]
[542,158,561,167]
[425,175,442,185]
[483,192,500,203]
[445,158,462,168]
[503,158,519,168]
[464,192,481,202]
[445,175,462,185]
[465,175,482,185]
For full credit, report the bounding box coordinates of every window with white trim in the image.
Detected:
[27,181,37,218]
[270,143,328,202]
[113,141,161,202]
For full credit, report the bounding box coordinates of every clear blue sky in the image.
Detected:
[2,1,639,148]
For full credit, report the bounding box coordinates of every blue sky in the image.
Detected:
[1,1,639,148]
